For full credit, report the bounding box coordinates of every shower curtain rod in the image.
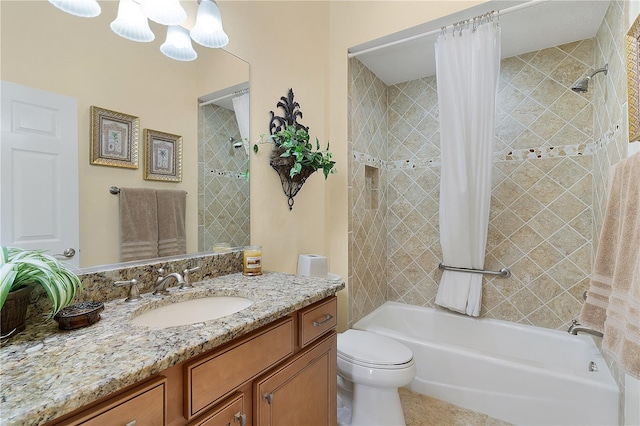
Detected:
[347,0,550,59]
[199,88,249,107]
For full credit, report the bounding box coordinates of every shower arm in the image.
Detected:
[588,64,608,79]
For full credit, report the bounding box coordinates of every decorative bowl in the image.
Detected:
[54,301,104,330]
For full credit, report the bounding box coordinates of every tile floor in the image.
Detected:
[399,388,514,426]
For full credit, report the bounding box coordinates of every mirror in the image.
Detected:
[0,1,249,268]
[628,13,640,142]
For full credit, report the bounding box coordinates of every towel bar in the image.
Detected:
[438,263,511,278]
[109,186,187,195]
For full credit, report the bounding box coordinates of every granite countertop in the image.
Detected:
[0,271,344,426]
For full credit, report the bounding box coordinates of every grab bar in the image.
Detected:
[438,263,511,278]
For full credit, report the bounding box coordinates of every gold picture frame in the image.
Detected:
[90,106,139,168]
[143,129,183,182]
[627,13,640,142]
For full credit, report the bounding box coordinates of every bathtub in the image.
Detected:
[353,302,619,426]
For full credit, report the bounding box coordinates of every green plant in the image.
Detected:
[255,126,336,179]
[0,247,82,317]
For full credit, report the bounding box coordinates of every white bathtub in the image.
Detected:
[353,302,619,426]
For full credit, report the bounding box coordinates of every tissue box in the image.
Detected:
[297,254,328,278]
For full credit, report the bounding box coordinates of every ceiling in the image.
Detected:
[350,0,610,86]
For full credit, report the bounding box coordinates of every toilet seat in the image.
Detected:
[338,330,413,369]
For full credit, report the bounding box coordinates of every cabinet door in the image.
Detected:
[254,332,337,426]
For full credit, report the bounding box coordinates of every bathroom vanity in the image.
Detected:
[0,271,343,426]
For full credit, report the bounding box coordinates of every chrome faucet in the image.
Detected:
[567,320,603,338]
[153,268,185,295]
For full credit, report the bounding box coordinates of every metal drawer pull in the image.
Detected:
[313,314,334,327]
[124,420,136,426]
[263,392,274,404]
[234,412,246,426]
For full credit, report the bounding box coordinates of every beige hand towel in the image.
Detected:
[156,189,187,258]
[579,152,640,379]
[119,188,158,262]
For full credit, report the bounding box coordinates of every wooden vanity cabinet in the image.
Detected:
[48,296,337,426]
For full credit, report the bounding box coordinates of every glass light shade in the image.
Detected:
[161,26,197,61]
[142,0,187,26]
[190,0,229,48]
[48,0,101,18]
[110,0,155,43]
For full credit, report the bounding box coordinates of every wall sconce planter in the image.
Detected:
[269,155,317,210]
[265,89,336,210]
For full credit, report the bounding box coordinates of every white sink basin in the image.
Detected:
[131,296,254,329]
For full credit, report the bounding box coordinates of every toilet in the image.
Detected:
[337,329,416,426]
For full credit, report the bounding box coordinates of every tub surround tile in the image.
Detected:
[350,44,601,331]
[0,271,344,425]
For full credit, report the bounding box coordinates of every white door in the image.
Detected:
[1,81,80,268]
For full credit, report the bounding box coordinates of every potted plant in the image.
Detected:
[269,125,336,180]
[0,246,82,337]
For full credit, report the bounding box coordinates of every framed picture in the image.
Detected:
[143,129,183,182]
[90,106,139,168]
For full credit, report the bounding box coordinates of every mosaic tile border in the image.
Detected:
[354,141,596,172]
[206,168,248,180]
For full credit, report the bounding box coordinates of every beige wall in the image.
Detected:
[1,0,480,330]
[1,0,487,324]
[0,1,247,267]
[219,0,485,332]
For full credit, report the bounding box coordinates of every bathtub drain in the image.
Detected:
[589,361,599,372]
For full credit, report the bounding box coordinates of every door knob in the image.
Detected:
[55,248,76,258]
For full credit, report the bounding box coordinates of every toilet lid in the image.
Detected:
[338,330,413,367]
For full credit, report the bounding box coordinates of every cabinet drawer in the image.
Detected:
[187,393,245,426]
[184,317,294,419]
[299,296,337,347]
[56,376,166,426]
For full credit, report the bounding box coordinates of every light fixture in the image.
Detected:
[141,0,187,26]
[161,26,198,61]
[48,0,229,62]
[110,0,154,43]
[48,0,101,18]
[190,0,229,48]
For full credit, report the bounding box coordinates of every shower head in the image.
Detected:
[230,137,243,148]
[571,64,608,93]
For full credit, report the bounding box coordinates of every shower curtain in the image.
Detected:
[232,93,250,156]
[435,15,501,317]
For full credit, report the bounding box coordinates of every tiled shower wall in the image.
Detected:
[592,0,633,417]
[349,37,600,330]
[593,0,631,257]
[198,104,250,252]
[348,60,389,324]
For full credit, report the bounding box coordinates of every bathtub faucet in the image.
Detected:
[567,320,603,338]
